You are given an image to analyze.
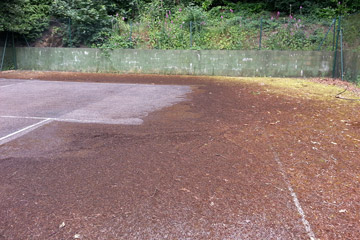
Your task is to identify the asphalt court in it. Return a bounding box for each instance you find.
[0,117,40,138]
[0,78,27,87]
[0,77,314,239]
[0,78,191,145]
[1,74,359,239]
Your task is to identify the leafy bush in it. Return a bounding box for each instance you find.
[51,0,112,46]
[342,13,360,51]
[312,7,337,19]
[264,27,313,51]
[183,4,207,30]
[96,34,133,49]
[0,0,51,41]
[234,2,267,15]
[3,0,356,51]
[94,3,345,52]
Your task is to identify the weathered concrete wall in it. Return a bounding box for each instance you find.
[4,47,358,80]
[342,51,360,82]
[15,47,335,78]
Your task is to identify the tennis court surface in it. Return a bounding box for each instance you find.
[0,72,359,239]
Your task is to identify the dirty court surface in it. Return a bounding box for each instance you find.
[0,71,359,240]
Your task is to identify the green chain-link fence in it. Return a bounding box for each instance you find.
[338,12,360,83]
[99,16,338,51]
[0,32,17,71]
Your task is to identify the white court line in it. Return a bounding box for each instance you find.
[0,118,52,145]
[266,138,316,240]
[0,80,25,89]
[1,115,49,120]
[1,115,108,122]
[0,115,143,125]
[0,83,20,88]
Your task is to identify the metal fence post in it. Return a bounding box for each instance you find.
[157,23,161,49]
[332,18,337,51]
[259,17,263,50]
[332,16,341,78]
[0,32,9,71]
[340,28,344,80]
[129,21,133,48]
[12,32,17,69]
[161,21,165,49]
[318,18,336,51]
[190,21,193,48]
[68,18,72,47]
[23,34,30,47]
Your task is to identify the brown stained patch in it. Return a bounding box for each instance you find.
[161,101,202,121]
[0,71,360,239]
[350,121,360,129]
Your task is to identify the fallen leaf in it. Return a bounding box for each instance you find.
[74,234,81,239]
[59,222,65,229]
[180,188,191,193]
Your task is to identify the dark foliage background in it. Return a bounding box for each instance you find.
[0,0,359,46]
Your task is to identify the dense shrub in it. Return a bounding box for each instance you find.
[51,0,113,46]
[0,0,51,41]
[1,0,358,49]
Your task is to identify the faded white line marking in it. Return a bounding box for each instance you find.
[1,115,49,120]
[267,137,316,240]
[0,83,20,88]
[0,115,143,125]
[0,79,25,88]
[0,118,52,145]
[53,117,143,125]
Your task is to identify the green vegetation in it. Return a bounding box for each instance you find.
[0,0,359,50]
[0,0,51,41]
[99,5,357,51]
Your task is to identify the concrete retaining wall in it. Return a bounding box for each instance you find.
[2,47,360,80]
[341,51,360,82]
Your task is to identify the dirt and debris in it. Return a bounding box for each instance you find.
[309,77,360,97]
[0,71,359,239]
